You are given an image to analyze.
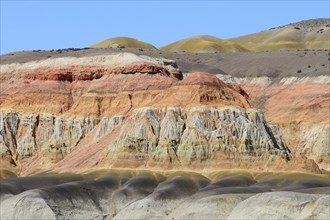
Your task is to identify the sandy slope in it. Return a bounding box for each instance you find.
[230,18,330,51]
[160,35,249,53]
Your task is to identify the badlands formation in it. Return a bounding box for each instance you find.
[1,170,329,219]
[0,52,291,174]
[1,49,329,220]
[0,18,329,220]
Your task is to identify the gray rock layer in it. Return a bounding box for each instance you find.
[111,107,290,164]
[0,111,98,161]
[1,106,290,167]
[227,192,330,220]
[1,171,329,220]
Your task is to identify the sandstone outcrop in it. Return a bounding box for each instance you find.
[1,19,329,220]
[190,50,329,172]
[0,111,98,162]
[0,52,294,174]
[231,76,330,171]
[109,107,290,166]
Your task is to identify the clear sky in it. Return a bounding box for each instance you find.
[1,0,329,54]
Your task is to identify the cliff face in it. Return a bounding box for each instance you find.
[170,50,329,172]
[0,52,295,175]
[0,111,98,162]
[109,107,289,165]
[231,76,330,171]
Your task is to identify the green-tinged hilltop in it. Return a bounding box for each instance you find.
[88,19,329,52]
[229,18,330,51]
[160,35,249,53]
[89,36,157,49]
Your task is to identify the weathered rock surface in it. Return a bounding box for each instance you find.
[232,77,330,171]
[109,107,290,166]
[1,170,329,219]
[227,192,330,220]
[0,52,297,175]
[0,22,329,219]
[0,111,100,172]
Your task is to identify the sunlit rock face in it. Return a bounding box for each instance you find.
[0,52,293,175]
[110,107,289,166]
[0,111,98,161]
[230,77,330,171]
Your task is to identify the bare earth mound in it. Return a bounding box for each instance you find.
[160,35,249,53]
[230,18,330,51]
[1,170,329,219]
[89,36,157,50]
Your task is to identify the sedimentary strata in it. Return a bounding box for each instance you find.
[0,53,292,175]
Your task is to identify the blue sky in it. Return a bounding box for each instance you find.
[1,1,329,54]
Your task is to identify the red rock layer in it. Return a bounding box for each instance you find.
[0,61,253,175]
[239,81,330,171]
[0,63,181,81]
[240,83,330,124]
[0,66,249,116]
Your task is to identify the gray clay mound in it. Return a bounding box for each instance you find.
[1,170,329,219]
